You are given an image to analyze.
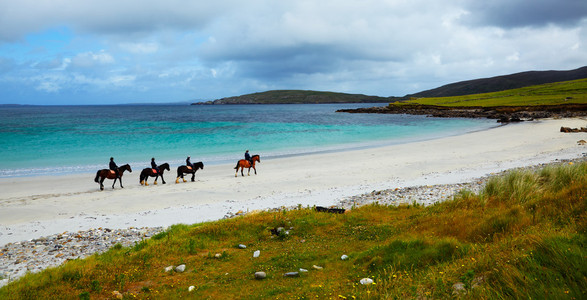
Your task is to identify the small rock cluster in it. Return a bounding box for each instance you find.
[338,181,485,209]
[0,227,164,288]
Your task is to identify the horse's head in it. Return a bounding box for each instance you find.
[161,163,170,171]
[197,161,204,169]
[252,155,260,163]
[122,164,132,173]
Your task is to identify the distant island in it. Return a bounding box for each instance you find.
[193,66,587,105]
[192,90,396,105]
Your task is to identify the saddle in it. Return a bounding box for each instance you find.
[109,170,116,175]
[152,169,158,174]
[186,166,192,170]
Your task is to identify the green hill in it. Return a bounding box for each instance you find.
[406,66,587,98]
[193,90,395,105]
[399,78,587,107]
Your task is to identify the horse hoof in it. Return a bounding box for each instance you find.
[145,183,149,186]
[175,179,179,184]
[154,182,157,185]
[140,181,144,185]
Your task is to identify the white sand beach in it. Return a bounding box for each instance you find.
[0,118,585,247]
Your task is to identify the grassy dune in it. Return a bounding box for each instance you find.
[1,162,586,299]
[397,78,587,107]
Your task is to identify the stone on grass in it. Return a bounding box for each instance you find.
[175,264,186,273]
[360,278,374,285]
[238,244,247,249]
[164,266,173,272]
[452,282,466,296]
[254,271,266,279]
[312,265,323,270]
[188,286,195,292]
[341,255,349,260]
[253,250,260,258]
[299,268,308,272]
[284,272,299,277]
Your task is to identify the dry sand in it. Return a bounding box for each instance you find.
[1,118,585,246]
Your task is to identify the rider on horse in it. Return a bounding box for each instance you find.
[109,157,119,178]
[245,150,253,166]
[151,158,160,174]
[186,156,193,169]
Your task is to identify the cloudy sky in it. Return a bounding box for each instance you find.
[0,0,586,105]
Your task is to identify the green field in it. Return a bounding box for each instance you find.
[1,162,585,299]
[397,78,587,107]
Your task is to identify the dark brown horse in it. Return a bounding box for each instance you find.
[94,164,132,190]
[176,161,204,183]
[140,163,170,186]
[234,154,260,177]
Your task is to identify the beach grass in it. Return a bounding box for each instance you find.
[0,162,585,299]
[396,78,587,107]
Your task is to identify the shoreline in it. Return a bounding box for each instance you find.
[1,117,586,285]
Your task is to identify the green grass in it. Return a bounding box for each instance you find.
[397,78,587,107]
[1,162,585,299]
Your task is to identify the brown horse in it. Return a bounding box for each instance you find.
[94,164,132,190]
[234,154,260,177]
[140,163,170,186]
[176,161,204,183]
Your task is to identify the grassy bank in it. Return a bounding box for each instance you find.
[397,78,587,107]
[1,162,585,299]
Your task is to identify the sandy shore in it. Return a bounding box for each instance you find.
[1,118,585,247]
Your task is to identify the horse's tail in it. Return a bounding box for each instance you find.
[94,170,100,183]
[139,170,145,183]
[234,161,240,170]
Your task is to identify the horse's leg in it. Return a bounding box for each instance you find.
[247,167,251,176]
[154,174,159,185]
[112,177,117,189]
[191,171,195,182]
[120,176,124,188]
[235,167,239,177]
[161,173,166,184]
[253,166,257,175]
[99,176,105,191]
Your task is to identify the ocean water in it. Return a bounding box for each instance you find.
[0,104,497,177]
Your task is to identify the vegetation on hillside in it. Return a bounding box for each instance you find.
[1,162,585,299]
[194,90,394,105]
[396,78,587,107]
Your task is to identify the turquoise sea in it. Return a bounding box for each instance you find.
[0,104,497,177]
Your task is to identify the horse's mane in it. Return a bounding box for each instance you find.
[195,161,204,167]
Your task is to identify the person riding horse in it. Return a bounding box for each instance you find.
[186,156,193,169]
[151,158,160,174]
[109,157,119,179]
[245,150,253,166]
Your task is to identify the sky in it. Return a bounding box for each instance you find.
[0,0,586,105]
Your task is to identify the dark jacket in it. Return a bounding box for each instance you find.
[245,152,251,161]
[109,161,118,170]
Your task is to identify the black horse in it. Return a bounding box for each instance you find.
[140,163,170,185]
[94,164,132,190]
[176,161,204,183]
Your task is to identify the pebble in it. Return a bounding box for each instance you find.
[175,264,186,273]
[253,250,260,258]
[0,227,164,288]
[360,278,374,285]
[312,265,323,270]
[254,271,266,279]
[164,266,174,272]
[188,285,195,292]
[299,268,308,272]
[238,244,247,249]
[284,272,299,277]
[341,255,349,260]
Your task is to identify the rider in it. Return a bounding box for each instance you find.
[186,156,193,169]
[245,150,253,166]
[109,157,119,178]
[151,157,160,173]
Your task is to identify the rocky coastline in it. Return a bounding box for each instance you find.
[336,103,587,123]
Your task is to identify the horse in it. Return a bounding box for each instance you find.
[140,163,170,186]
[94,164,132,191]
[176,161,204,183]
[234,154,260,177]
